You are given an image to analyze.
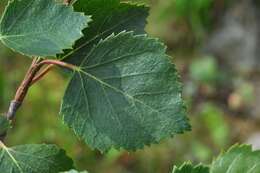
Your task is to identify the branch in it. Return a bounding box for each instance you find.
[6,58,43,120]
[31,64,54,85]
[31,59,78,84]
[1,0,77,142]
[0,58,44,141]
[1,58,77,141]
[7,59,77,118]
[39,59,79,70]
[6,59,77,121]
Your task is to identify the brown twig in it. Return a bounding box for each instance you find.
[6,59,77,120]
[6,58,43,120]
[1,0,76,142]
[0,58,43,141]
[31,64,54,85]
[31,60,78,85]
[39,59,79,70]
[1,58,78,141]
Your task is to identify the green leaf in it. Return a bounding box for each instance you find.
[172,163,209,173]
[211,145,260,173]
[0,115,10,135]
[172,144,260,173]
[60,31,190,152]
[0,143,73,173]
[62,0,149,65]
[0,0,90,57]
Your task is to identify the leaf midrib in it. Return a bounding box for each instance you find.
[0,144,23,173]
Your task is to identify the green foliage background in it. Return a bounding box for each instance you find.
[0,0,259,173]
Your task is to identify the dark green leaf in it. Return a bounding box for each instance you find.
[0,143,73,173]
[0,0,90,57]
[60,31,190,152]
[62,0,149,65]
[172,163,209,173]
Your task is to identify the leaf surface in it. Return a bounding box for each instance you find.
[172,145,260,173]
[172,163,209,173]
[62,0,148,65]
[211,145,260,173]
[0,0,90,57]
[60,32,190,152]
[0,143,73,173]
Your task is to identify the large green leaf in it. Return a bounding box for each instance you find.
[0,143,73,173]
[0,0,90,57]
[62,0,149,65]
[172,144,260,173]
[172,163,209,173]
[60,31,190,152]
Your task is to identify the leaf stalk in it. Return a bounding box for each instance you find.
[31,64,54,85]
[38,59,79,71]
[1,57,78,141]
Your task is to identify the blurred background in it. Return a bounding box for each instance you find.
[1,0,260,172]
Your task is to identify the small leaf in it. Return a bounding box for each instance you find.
[60,32,190,152]
[62,0,149,65]
[172,163,209,173]
[0,143,73,173]
[0,0,91,57]
[172,144,260,173]
[0,115,10,135]
[211,144,260,173]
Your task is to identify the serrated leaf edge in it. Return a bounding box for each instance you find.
[60,1,149,61]
[0,0,92,58]
[172,162,209,172]
[60,31,191,152]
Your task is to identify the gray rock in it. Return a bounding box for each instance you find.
[206,0,260,74]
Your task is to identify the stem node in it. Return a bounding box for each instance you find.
[6,100,22,120]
